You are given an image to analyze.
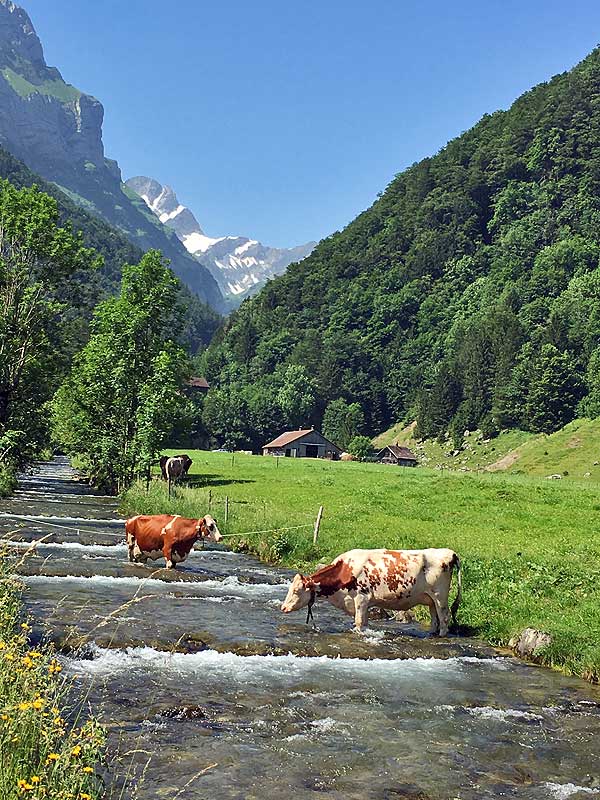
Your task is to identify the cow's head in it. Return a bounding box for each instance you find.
[197,515,222,542]
[281,574,314,613]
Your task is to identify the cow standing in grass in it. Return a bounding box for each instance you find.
[164,456,189,497]
[281,548,462,636]
[159,454,193,481]
[126,514,222,568]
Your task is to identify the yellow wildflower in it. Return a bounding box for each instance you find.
[29,650,42,659]
[46,753,60,763]
[30,777,41,784]
[1,714,9,721]
[18,702,32,712]
[0,640,5,649]
[32,698,44,710]
[80,794,92,800]
[5,653,14,661]
[53,716,64,726]
[71,745,82,756]
[22,656,33,668]
[82,766,94,774]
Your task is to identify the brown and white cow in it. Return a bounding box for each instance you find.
[281,548,462,636]
[125,514,222,569]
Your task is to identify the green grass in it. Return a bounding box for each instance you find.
[2,68,82,102]
[122,450,600,681]
[0,557,105,799]
[501,418,600,480]
[374,417,600,482]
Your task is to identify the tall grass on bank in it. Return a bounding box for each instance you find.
[0,556,105,800]
[122,451,600,681]
[0,464,17,498]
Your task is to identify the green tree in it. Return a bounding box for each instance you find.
[276,364,316,428]
[525,345,584,433]
[0,181,97,469]
[347,435,372,460]
[52,251,188,491]
[322,399,365,450]
[201,385,248,451]
[577,347,600,418]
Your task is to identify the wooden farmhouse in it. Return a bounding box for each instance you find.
[377,444,418,467]
[187,376,210,393]
[263,428,342,459]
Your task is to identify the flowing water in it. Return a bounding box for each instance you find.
[2,458,599,799]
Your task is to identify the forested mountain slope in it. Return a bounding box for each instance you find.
[0,145,221,352]
[0,0,223,309]
[203,48,600,446]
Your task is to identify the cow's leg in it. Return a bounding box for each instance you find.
[428,594,450,637]
[437,603,450,637]
[353,596,370,631]
[423,595,439,635]
[162,542,175,569]
[126,535,135,563]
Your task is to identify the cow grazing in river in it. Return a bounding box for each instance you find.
[125,514,222,569]
[281,548,462,636]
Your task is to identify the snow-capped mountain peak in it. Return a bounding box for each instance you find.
[126,176,315,306]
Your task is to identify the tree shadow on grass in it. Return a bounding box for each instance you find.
[185,475,255,488]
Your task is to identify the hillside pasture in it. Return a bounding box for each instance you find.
[375,417,600,481]
[121,450,600,681]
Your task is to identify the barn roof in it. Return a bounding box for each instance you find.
[263,429,342,451]
[263,429,316,448]
[187,376,210,389]
[379,444,417,460]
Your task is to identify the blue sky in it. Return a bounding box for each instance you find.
[24,1,600,247]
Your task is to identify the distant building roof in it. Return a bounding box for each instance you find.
[187,376,210,389]
[378,444,417,461]
[263,429,315,449]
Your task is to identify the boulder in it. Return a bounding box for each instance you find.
[392,610,417,623]
[509,628,552,660]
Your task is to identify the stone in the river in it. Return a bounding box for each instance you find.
[383,785,431,799]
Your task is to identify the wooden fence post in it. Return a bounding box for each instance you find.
[225,495,229,529]
[208,489,212,511]
[313,505,324,545]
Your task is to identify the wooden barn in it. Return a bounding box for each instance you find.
[263,428,342,459]
[377,444,418,467]
[187,376,210,393]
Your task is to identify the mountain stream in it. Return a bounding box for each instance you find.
[1,458,598,799]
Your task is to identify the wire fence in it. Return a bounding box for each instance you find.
[0,513,321,543]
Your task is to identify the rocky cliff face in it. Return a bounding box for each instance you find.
[0,0,223,309]
[126,175,316,306]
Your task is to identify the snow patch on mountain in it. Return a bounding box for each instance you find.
[126,176,315,306]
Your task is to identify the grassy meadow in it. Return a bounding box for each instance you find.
[0,559,105,800]
[375,417,600,481]
[121,450,600,682]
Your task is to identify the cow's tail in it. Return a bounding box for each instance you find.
[450,552,462,626]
